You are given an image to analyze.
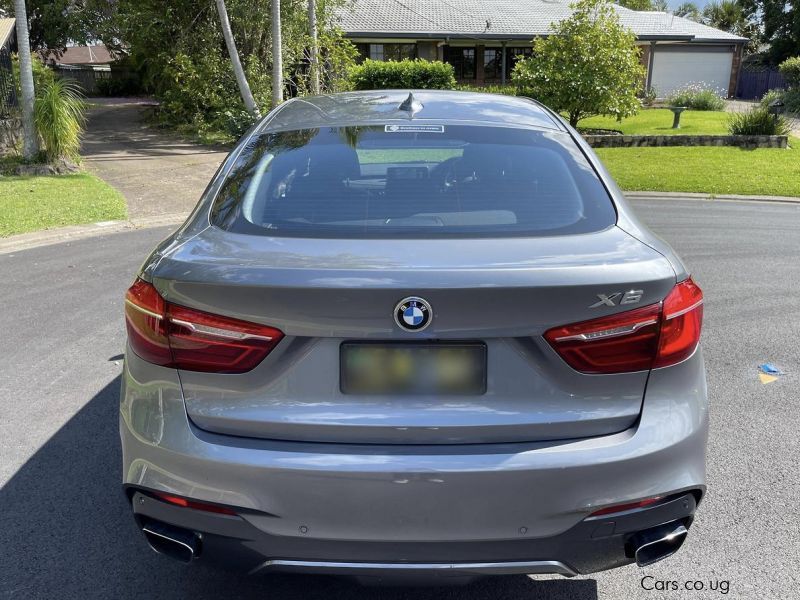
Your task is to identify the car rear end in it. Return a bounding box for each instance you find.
[120,91,707,580]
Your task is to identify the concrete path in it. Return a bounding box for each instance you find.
[81,98,229,219]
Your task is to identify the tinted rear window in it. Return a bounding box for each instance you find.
[211,125,615,238]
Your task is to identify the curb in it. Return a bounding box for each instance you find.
[625,191,800,204]
[0,213,186,256]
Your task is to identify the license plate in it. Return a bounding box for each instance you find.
[340,342,487,395]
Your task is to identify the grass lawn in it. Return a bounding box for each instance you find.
[0,174,127,237]
[580,109,730,135]
[596,137,800,197]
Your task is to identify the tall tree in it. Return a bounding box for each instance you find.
[675,2,702,21]
[651,0,669,11]
[271,0,283,106]
[308,0,320,95]
[13,0,39,158]
[215,0,260,118]
[739,0,799,62]
[512,0,645,127]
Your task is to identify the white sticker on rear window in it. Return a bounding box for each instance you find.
[385,124,445,133]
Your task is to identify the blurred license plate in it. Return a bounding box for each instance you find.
[341,342,486,395]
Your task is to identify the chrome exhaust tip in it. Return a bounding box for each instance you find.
[631,521,688,567]
[142,522,200,563]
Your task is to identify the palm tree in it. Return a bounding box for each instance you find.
[651,0,669,11]
[13,0,39,159]
[675,2,701,21]
[702,0,759,51]
[702,0,746,32]
[308,0,320,95]
[271,0,283,106]
[215,0,260,118]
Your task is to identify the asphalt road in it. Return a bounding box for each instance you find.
[1,198,799,600]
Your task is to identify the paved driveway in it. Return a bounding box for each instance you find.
[1,198,799,599]
[81,99,229,219]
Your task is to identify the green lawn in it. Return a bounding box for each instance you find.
[580,109,730,135]
[0,174,127,237]
[596,137,800,197]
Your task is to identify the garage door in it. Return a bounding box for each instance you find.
[650,47,733,96]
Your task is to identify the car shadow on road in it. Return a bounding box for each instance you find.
[0,376,598,600]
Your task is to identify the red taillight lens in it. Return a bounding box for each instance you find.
[544,278,703,374]
[124,279,283,373]
[654,278,704,369]
[124,279,170,365]
[544,304,662,374]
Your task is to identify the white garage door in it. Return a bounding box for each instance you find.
[650,48,733,96]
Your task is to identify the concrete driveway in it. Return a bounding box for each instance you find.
[1,197,798,599]
[81,99,228,219]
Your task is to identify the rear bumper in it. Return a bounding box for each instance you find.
[130,488,698,576]
[120,347,708,576]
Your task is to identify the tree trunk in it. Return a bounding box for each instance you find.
[271,0,283,106]
[13,0,39,159]
[215,0,261,118]
[569,112,580,128]
[307,0,320,95]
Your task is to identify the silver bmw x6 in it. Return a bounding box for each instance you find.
[121,90,707,581]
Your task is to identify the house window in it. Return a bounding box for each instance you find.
[483,48,503,80]
[506,47,533,78]
[369,44,416,61]
[447,47,476,80]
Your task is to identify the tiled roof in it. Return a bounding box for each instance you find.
[41,44,115,66]
[335,0,746,42]
[0,18,15,48]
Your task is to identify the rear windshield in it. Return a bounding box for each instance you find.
[211,125,616,238]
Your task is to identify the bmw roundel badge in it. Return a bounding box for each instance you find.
[394,297,433,332]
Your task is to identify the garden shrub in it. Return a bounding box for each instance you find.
[778,57,800,87]
[727,106,790,136]
[759,88,800,114]
[783,88,800,113]
[348,59,456,90]
[454,84,519,96]
[33,78,87,161]
[666,83,726,111]
[759,88,785,108]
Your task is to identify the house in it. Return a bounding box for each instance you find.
[41,44,116,94]
[336,0,747,97]
[1,18,16,116]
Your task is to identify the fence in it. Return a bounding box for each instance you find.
[736,67,786,100]
[0,46,18,117]
[54,65,111,95]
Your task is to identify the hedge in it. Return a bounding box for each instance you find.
[348,59,457,90]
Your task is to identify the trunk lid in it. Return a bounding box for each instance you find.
[154,225,676,444]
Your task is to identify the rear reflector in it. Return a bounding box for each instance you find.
[125,279,283,373]
[153,492,237,516]
[545,278,703,374]
[589,496,663,517]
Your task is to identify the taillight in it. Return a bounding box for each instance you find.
[124,279,283,373]
[545,278,703,374]
[654,277,703,369]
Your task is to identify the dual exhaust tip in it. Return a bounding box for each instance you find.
[630,521,689,567]
[142,522,200,564]
[140,519,689,570]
